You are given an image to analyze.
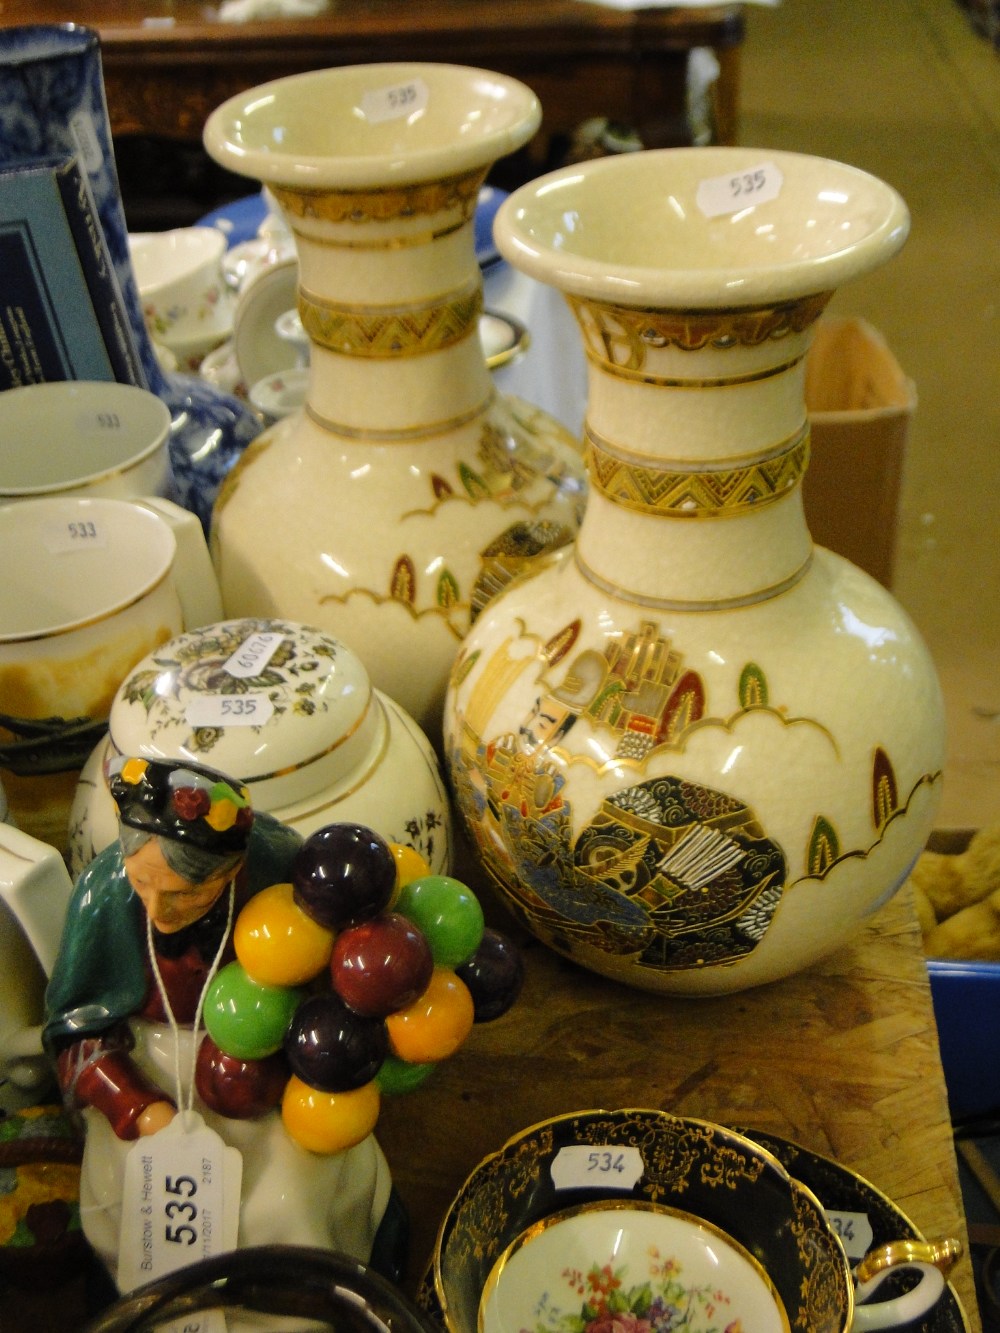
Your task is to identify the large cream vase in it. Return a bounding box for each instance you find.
[444,147,945,995]
[202,64,586,739]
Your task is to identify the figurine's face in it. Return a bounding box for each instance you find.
[124,838,236,934]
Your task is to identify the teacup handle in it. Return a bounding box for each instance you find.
[135,496,223,630]
[851,1238,962,1330]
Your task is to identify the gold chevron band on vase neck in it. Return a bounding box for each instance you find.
[269,167,487,247]
[299,277,484,358]
[586,421,811,518]
[566,291,833,378]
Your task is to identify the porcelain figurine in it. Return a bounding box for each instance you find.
[44,757,392,1282]
[202,63,587,737]
[66,618,453,877]
[0,25,261,529]
[444,147,945,995]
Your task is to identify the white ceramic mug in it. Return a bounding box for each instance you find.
[0,823,74,1112]
[0,379,172,503]
[0,494,222,845]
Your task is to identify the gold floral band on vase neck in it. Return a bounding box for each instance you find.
[269,167,486,240]
[566,291,833,376]
[585,422,811,519]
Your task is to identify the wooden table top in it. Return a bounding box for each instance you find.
[377,874,982,1330]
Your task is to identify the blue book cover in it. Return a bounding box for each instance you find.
[53,155,146,388]
[0,157,124,388]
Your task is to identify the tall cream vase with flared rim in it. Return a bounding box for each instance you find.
[443,146,946,996]
[202,64,587,741]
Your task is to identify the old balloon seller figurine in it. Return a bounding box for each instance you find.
[43,757,393,1286]
[43,754,522,1292]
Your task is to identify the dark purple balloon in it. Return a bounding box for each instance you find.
[284,992,388,1092]
[292,823,397,929]
[456,928,525,1021]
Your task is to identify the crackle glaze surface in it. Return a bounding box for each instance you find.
[444,149,944,994]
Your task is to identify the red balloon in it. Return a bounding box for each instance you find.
[195,1035,290,1118]
[330,912,434,1017]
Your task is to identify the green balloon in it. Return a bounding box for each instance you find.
[395,875,485,968]
[203,961,304,1060]
[376,1054,436,1095]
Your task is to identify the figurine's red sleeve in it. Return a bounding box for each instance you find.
[56,1026,175,1141]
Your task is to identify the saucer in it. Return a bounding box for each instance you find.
[249,367,309,423]
[479,311,529,371]
[233,256,299,390]
[740,1129,971,1333]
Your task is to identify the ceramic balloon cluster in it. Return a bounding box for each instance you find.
[194,823,523,1154]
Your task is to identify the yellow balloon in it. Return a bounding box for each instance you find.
[281,1076,381,1154]
[389,842,432,902]
[234,882,335,987]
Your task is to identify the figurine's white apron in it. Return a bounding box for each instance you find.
[77,1017,393,1312]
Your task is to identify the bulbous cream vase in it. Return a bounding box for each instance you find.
[202,64,586,738]
[444,147,945,995]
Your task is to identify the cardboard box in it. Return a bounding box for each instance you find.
[802,316,916,589]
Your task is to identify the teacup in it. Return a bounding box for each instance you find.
[431,1109,961,1333]
[0,823,74,1112]
[0,494,222,847]
[0,380,172,503]
[482,1202,787,1333]
[129,225,229,345]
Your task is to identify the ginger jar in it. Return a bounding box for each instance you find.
[202,64,586,739]
[444,147,945,995]
[68,618,451,877]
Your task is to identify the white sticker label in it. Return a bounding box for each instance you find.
[70,111,104,173]
[76,410,123,434]
[223,631,285,679]
[117,1113,241,1297]
[185,693,274,728]
[43,518,107,553]
[550,1144,644,1191]
[824,1209,874,1263]
[696,162,783,218]
[361,78,429,125]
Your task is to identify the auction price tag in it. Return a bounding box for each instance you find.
[118,1112,242,1318]
[43,518,107,554]
[824,1209,874,1263]
[696,161,783,218]
[550,1145,644,1192]
[361,78,429,125]
[185,693,274,728]
[223,630,285,679]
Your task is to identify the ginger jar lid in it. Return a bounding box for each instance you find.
[107,618,378,812]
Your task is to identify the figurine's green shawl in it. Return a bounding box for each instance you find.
[43,813,303,1053]
[43,843,146,1051]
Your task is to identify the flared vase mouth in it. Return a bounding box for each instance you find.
[494,146,910,308]
[203,62,541,190]
[0,24,99,66]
